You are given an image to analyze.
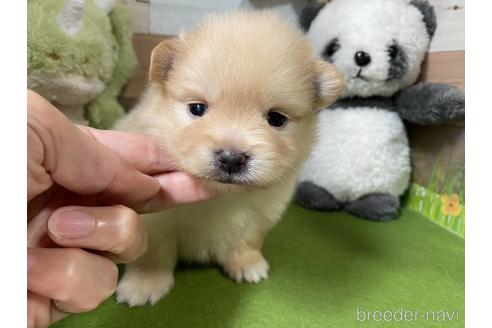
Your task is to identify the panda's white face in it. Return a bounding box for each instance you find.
[307,0,431,98]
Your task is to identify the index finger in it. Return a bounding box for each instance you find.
[79,127,177,175]
[27,90,159,205]
[137,172,217,213]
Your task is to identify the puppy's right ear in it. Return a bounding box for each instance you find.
[313,60,345,109]
[149,38,181,83]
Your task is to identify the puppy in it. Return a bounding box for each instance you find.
[115,10,344,306]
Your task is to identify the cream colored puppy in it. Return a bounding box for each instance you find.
[115,10,344,306]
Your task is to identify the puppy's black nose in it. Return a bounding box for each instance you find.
[354,51,371,67]
[216,150,248,174]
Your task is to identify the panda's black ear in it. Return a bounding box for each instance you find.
[410,0,437,39]
[300,2,327,32]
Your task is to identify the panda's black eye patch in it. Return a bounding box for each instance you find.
[321,38,340,62]
[387,41,408,81]
[388,45,399,59]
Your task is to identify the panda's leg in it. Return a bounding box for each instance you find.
[344,193,400,221]
[294,181,343,211]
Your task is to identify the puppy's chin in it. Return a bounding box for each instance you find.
[193,171,273,193]
[210,175,253,186]
[197,178,255,194]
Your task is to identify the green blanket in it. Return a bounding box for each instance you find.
[53,205,464,328]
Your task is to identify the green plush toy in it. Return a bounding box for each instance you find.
[27,0,137,129]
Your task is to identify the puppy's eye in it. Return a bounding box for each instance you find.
[188,103,208,117]
[267,111,288,128]
[388,45,399,59]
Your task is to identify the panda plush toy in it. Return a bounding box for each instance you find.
[295,0,465,221]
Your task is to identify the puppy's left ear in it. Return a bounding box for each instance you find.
[149,38,182,83]
[313,60,345,109]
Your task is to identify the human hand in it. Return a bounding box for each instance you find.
[27,90,214,328]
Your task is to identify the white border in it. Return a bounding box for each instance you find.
[0,0,26,327]
[466,1,492,327]
[3,1,482,327]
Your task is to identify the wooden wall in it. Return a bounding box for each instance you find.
[411,49,464,189]
[119,0,464,51]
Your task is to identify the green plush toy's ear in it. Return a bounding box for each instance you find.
[56,0,85,36]
[85,3,137,129]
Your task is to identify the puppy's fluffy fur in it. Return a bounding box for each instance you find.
[115,10,343,306]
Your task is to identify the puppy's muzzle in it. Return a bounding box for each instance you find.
[215,150,249,174]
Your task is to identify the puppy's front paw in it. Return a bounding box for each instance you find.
[223,250,269,283]
[116,268,174,307]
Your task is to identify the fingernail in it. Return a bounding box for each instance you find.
[48,209,95,239]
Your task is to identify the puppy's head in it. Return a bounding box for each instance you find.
[145,11,343,189]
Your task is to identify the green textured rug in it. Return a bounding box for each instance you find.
[52,205,464,328]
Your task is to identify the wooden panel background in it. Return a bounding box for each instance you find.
[119,0,150,34]
[119,0,465,52]
[120,34,169,107]
[121,38,465,108]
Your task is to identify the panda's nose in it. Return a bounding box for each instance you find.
[354,51,371,67]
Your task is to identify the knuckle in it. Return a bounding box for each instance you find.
[105,262,119,296]
[53,249,87,302]
[60,255,118,312]
[70,298,102,313]
[137,232,148,258]
[119,231,147,263]
[111,206,142,254]
[92,261,118,307]
[77,302,99,313]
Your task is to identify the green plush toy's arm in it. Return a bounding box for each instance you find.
[85,3,137,129]
[394,83,465,125]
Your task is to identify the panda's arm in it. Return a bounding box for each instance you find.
[394,83,464,124]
